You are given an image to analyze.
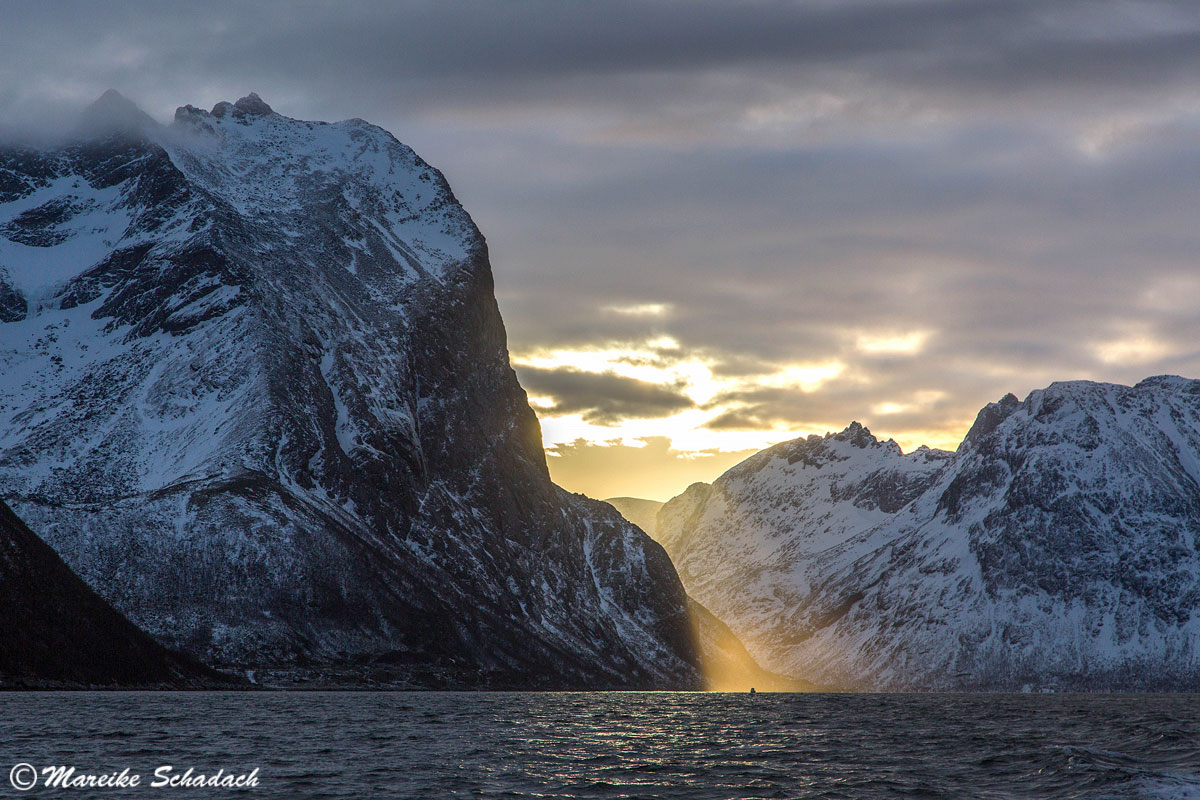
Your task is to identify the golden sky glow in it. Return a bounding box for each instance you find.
[854,330,929,355]
[512,332,975,501]
[1092,327,1178,365]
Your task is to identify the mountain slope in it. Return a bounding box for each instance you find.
[0,496,220,687]
[604,496,812,689]
[688,599,821,692]
[661,378,1200,690]
[0,92,701,688]
[657,423,952,681]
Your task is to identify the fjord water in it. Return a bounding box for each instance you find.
[1,692,1197,799]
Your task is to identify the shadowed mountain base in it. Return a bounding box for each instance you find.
[0,498,229,688]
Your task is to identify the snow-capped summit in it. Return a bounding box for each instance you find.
[0,93,701,688]
[659,377,1200,690]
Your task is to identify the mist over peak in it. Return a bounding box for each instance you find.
[76,88,158,139]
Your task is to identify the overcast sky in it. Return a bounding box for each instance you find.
[4,0,1200,500]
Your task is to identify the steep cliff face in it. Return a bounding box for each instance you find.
[0,92,700,688]
[660,378,1200,690]
[0,497,218,687]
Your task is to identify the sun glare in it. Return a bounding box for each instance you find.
[603,302,671,316]
[1093,332,1175,365]
[760,362,845,392]
[512,339,721,405]
[873,402,909,415]
[513,340,852,453]
[855,330,929,355]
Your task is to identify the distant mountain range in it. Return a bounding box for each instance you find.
[0,91,701,689]
[604,497,664,540]
[653,377,1200,691]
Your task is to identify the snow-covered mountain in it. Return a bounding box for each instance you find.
[658,377,1200,690]
[0,91,700,688]
[0,495,218,687]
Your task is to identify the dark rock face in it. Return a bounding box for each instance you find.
[0,92,701,689]
[0,498,218,687]
[660,381,1200,690]
[0,276,24,322]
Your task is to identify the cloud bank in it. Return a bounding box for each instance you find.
[4,0,1200,498]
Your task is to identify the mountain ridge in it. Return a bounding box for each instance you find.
[603,497,664,541]
[659,375,1200,690]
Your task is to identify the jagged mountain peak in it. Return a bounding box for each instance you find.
[771,421,916,471]
[1,91,476,316]
[972,376,1200,454]
[77,89,158,139]
[233,92,273,116]
[657,415,954,657]
[960,391,1020,451]
[827,420,907,455]
[180,93,274,122]
[832,420,875,447]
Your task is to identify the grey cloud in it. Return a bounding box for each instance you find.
[514,366,694,424]
[5,0,1200,473]
[5,1,1200,118]
[705,410,771,431]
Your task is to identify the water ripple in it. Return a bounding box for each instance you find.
[0,692,1197,798]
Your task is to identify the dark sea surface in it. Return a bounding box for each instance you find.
[0,692,1197,799]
